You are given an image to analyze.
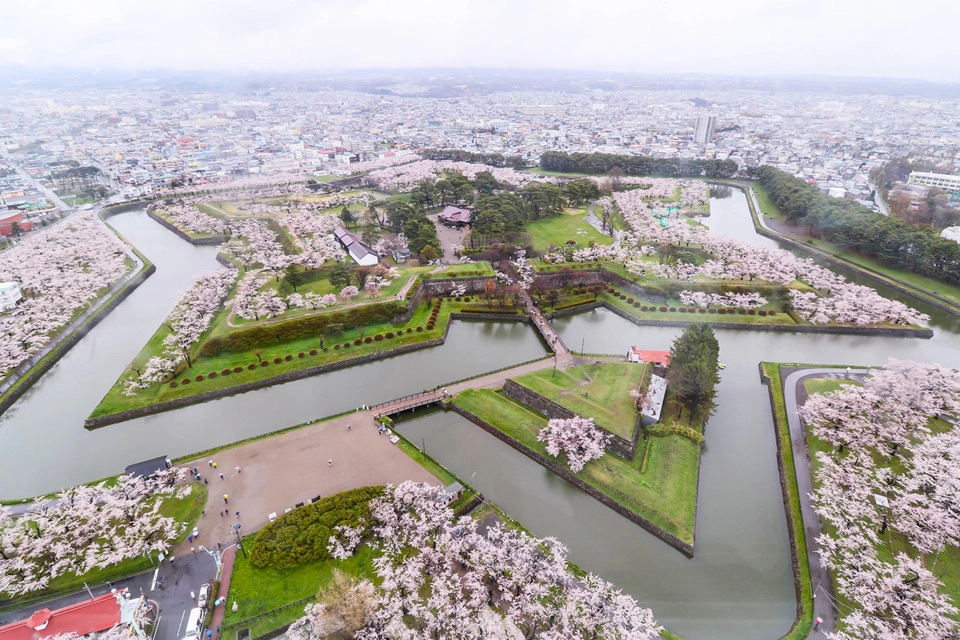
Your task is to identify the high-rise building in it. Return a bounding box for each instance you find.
[694,115,717,145]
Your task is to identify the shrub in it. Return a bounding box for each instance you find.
[627,297,634,304]
[182,379,190,385]
[699,308,706,313]
[298,352,305,358]
[641,305,648,311]
[274,357,283,364]
[748,309,756,315]
[607,287,616,294]
[718,308,727,314]
[354,338,362,345]
[708,308,717,314]
[208,371,218,379]
[759,310,767,316]
[455,297,462,302]
[769,310,777,315]
[385,332,394,339]
[334,344,340,350]
[343,342,350,348]
[463,297,471,302]
[375,334,383,341]
[416,326,423,332]
[365,336,373,343]
[669,307,676,312]
[738,308,747,315]
[406,327,413,333]
[234,366,243,373]
[427,323,435,330]
[261,361,269,367]
[309,349,318,355]
[248,363,258,370]
[285,354,293,361]
[659,306,668,312]
[170,381,178,388]
[633,302,640,308]
[727,308,736,314]
[195,374,205,382]
[678,307,686,313]
[222,368,232,375]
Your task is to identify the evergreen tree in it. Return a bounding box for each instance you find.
[667,323,720,424]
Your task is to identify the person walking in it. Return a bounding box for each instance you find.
[219,473,224,480]
[328,459,333,466]
[814,617,823,631]
[236,466,241,474]
[223,494,229,504]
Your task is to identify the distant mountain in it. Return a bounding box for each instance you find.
[1,66,959,98]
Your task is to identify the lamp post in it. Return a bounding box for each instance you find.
[233,524,246,559]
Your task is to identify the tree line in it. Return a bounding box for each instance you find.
[757,166,960,285]
[420,148,530,169]
[540,151,739,179]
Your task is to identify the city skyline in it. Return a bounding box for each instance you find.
[2,0,960,84]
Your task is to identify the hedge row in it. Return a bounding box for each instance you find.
[199,301,405,355]
[249,486,384,569]
[646,423,705,444]
[458,307,522,314]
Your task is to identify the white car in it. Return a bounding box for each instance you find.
[197,582,211,610]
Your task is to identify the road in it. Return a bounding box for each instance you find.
[0,549,219,640]
[781,366,869,638]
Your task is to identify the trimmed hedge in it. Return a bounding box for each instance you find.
[646,422,705,444]
[198,300,405,355]
[250,486,384,569]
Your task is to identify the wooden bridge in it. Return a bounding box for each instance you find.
[369,389,448,418]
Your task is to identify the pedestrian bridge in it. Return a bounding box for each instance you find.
[369,389,447,418]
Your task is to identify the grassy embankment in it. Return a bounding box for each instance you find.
[151,205,227,241]
[511,362,647,440]
[453,386,700,545]
[752,183,960,311]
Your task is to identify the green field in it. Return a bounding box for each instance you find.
[453,388,699,544]
[525,207,614,251]
[512,362,647,440]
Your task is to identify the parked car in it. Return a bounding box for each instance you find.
[197,582,211,610]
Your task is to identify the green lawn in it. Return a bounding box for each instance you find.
[91,300,455,419]
[525,208,614,252]
[511,362,647,440]
[802,377,860,396]
[759,363,813,640]
[223,543,376,638]
[593,289,797,326]
[453,388,699,544]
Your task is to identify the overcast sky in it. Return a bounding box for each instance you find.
[2,0,958,83]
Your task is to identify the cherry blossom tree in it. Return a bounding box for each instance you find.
[0,468,188,597]
[339,286,359,302]
[310,481,661,640]
[537,416,611,473]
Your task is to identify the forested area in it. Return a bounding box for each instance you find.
[757,166,960,285]
[540,151,739,179]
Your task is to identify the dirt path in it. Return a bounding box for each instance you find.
[177,411,440,553]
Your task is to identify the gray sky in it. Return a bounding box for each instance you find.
[2,0,958,83]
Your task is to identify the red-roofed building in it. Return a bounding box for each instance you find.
[0,211,35,237]
[627,347,670,367]
[0,590,135,640]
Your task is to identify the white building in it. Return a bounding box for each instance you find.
[907,171,960,194]
[693,115,717,145]
[0,281,22,312]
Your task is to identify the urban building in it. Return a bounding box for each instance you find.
[693,115,717,145]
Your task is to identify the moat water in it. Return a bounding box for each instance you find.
[4,194,960,639]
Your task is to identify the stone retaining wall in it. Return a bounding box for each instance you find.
[549,299,933,338]
[398,277,492,323]
[446,403,695,557]
[501,379,636,460]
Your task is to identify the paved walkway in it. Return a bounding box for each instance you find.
[781,366,869,638]
[208,545,236,640]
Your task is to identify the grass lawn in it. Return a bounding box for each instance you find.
[760,363,813,640]
[591,289,797,327]
[453,388,699,544]
[223,543,376,638]
[802,377,860,396]
[91,299,454,419]
[525,208,614,252]
[511,362,647,440]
